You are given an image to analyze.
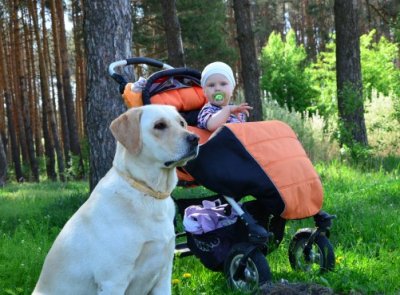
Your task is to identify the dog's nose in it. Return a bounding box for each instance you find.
[186,133,199,147]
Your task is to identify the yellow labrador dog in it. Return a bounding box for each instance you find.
[33,105,199,295]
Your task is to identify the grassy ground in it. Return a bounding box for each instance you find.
[0,162,399,294]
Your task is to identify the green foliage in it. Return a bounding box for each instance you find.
[262,98,338,163]
[360,30,400,101]
[260,30,318,114]
[132,0,237,69]
[177,0,237,69]
[307,40,337,119]
[133,0,168,62]
[308,31,400,122]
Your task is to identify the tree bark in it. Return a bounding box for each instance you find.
[232,0,263,121]
[83,0,132,190]
[10,0,30,170]
[72,0,86,140]
[55,0,84,178]
[28,0,63,180]
[50,0,71,168]
[160,0,185,67]
[334,0,368,147]
[20,7,39,181]
[1,11,23,181]
[0,135,6,186]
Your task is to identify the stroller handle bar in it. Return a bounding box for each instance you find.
[108,57,173,86]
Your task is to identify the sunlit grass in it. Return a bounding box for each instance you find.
[0,162,399,294]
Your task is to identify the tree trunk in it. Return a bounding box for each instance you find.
[0,135,6,186]
[24,11,43,159]
[0,14,23,181]
[28,0,61,180]
[160,0,185,67]
[50,0,71,168]
[55,0,84,178]
[72,0,86,140]
[304,0,316,61]
[83,0,132,190]
[11,0,30,170]
[232,0,263,121]
[20,8,39,182]
[0,20,7,156]
[334,0,368,147]
[41,0,66,181]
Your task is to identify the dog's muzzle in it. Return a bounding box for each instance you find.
[164,133,200,167]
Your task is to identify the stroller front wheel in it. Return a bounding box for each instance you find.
[288,228,335,273]
[224,243,272,293]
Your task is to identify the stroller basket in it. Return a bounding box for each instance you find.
[186,221,246,271]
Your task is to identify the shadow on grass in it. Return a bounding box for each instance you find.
[0,192,88,236]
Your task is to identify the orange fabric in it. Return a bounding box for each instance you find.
[177,168,195,182]
[122,83,144,108]
[226,121,323,219]
[188,126,211,145]
[150,86,207,111]
[177,126,211,183]
[123,84,207,111]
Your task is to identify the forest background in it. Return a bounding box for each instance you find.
[0,0,399,187]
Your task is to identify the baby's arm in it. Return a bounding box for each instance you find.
[206,103,252,132]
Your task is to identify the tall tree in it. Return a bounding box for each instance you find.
[0,135,6,186]
[0,15,8,185]
[160,0,185,67]
[10,0,30,170]
[177,0,237,70]
[71,0,86,140]
[55,0,84,177]
[20,6,39,181]
[0,11,23,181]
[334,0,368,147]
[50,0,71,168]
[28,0,61,181]
[84,0,132,190]
[232,0,263,121]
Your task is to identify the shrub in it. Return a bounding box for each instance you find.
[262,98,338,163]
[260,30,318,114]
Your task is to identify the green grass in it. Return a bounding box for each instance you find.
[0,162,399,294]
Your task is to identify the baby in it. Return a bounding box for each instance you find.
[197,62,252,132]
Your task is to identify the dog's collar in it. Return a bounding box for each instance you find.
[114,167,171,200]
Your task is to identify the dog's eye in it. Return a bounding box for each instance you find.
[154,122,167,130]
[180,120,185,127]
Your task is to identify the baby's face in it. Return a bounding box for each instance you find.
[203,74,233,106]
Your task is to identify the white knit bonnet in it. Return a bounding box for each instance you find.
[200,62,236,88]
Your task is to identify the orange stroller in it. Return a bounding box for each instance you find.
[109,57,336,293]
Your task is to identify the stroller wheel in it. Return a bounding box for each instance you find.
[289,229,335,273]
[224,243,272,293]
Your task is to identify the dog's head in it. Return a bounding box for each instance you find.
[110,105,199,168]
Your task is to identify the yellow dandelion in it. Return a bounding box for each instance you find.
[336,256,344,264]
[182,273,192,279]
[172,279,180,285]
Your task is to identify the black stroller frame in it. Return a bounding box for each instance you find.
[109,57,336,293]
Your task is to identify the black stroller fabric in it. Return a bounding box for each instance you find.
[185,121,323,220]
[185,125,285,217]
[186,221,246,271]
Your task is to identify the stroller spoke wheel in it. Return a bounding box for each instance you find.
[289,229,335,273]
[224,243,272,293]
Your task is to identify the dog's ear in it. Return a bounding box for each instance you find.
[110,108,143,155]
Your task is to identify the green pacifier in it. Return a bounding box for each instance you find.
[213,92,225,102]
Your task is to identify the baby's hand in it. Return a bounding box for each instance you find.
[229,103,253,117]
